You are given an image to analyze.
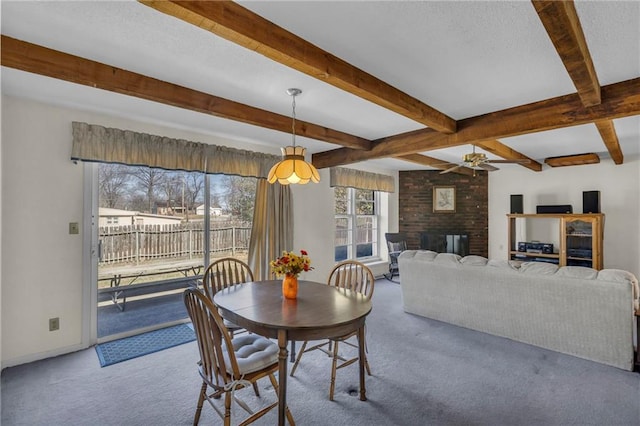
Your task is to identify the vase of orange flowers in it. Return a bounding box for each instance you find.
[270,250,313,299]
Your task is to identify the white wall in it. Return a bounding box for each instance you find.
[488,160,640,276]
[0,96,398,368]
[292,167,398,282]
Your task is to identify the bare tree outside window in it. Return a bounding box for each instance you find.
[219,175,256,223]
[99,163,131,209]
[131,167,166,213]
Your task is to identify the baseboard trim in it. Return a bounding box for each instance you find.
[1,342,88,371]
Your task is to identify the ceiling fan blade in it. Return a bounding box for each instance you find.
[478,163,499,171]
[440,164,463,174]
[486,159,531,164]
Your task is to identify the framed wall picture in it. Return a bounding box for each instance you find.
[433,186,456,213]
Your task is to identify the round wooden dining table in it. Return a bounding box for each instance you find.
[213,279,372,426]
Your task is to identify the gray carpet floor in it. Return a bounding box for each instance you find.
[2,280,639,425]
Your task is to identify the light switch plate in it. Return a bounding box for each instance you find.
[49,317,60,331]
[69,222,79,234]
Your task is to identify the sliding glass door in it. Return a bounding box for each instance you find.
[93,163,256,342]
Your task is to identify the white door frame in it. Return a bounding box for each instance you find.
[82,163,99,346]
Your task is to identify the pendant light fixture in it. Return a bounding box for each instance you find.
[267,88,320,185]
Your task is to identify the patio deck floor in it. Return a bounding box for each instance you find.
[98,289,189,339]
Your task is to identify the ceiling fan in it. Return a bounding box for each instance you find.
[440,145,530,174]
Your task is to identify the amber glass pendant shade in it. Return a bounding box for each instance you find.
[267,146,320,185]
[282,274,299,299]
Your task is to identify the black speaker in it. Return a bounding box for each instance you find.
[510,194,523,214]
[583,191,600,213]
[536,205,573,214]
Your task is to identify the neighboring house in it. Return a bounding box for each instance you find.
[154,201,186,216]
[99,207,182,227]
[196,204,223,216]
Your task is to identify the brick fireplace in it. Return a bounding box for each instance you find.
[398,170,488,257]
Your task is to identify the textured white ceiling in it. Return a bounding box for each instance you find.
[2,0,639,172]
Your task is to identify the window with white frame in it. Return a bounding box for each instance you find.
[334,187,379,261]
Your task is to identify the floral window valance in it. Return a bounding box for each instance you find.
[329,167,395,193]
[71,122,279,178]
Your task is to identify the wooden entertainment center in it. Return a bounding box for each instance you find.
[507,213,604,270]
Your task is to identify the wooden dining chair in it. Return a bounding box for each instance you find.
[183,288,295,425]
[203,257,254,298]
[289,260,375,401]
[202,257,254,337]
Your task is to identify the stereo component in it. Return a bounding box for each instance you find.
[536,205,573,214]
[567,248,593,258]
[518,241,554,254]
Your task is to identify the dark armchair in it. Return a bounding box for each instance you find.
[384,232,408,282]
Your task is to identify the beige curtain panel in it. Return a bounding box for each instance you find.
[71,122,279,178]
[248,179,293,280]
[329,167,395,193]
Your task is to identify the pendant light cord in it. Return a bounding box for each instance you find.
[291,94,297,147]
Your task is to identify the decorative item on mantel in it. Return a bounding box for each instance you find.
[267,88,320,185]
[270,250,314,299]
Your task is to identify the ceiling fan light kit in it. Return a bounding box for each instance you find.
[267,88,320,185]
[440,145,528,174]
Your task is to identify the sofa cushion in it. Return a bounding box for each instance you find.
[487,259,522,270]
[417,250,438,261]
[433,253,462,266]
[461,255,488,266]
[598,269,640,306]
[519,261,559,275]
[556,266,598,280]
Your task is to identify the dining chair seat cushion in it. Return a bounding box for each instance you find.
[225,334,279,375]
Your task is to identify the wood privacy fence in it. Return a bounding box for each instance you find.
[99,222,251,265]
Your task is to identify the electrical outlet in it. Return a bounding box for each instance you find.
[69,222,79,235]
[49,317,60,331]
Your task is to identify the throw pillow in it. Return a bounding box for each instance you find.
[389,241,407,253]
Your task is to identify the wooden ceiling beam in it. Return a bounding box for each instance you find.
[394,154,475,176]
[475,140,542,172]
[312,78,640,168]
[532,0,601,106]
[139,0,457,134]
[533,1,624,164]
[544,153,600,167]
[0,35,371,151]
[594,120,624,164]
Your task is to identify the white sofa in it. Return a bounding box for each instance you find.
[399,250,639,370]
